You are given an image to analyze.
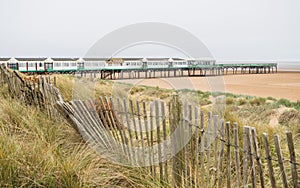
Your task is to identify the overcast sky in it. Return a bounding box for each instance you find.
[0,0,299,61]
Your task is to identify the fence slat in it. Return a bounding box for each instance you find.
[129,99,141,165]
[274,135,288,188]
[233,122,241,188]
[129,99,139,140]
[213,115,219,186]
[142,101,152,173]
[226,122,231,188]
[105,97,121,142]
[217,120,225,188]
[112,98,128,160]
[200,110,205,187]
[243,126,249,188]
[149,102,156,177]
[251,128,265,188]
[161,101,168,183]
[155,100,163,182]
[262,133,276,188]
[124,99,136,165]
[286,131,299,188]
[206,111,212,187]
[194,106,199,187]
[245,126,256,188]
[170,95,184,187]
[183,102,190,187]
[136,101,146,167]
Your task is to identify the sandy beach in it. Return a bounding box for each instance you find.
[121,71,300,101]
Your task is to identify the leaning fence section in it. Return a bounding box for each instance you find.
[56,95,299,188]
[0,65,63,118]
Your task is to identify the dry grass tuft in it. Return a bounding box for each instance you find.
[0,85,165,187]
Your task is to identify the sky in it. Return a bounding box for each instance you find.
[0,0,299,61]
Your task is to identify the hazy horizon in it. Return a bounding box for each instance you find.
[0,0,299,63]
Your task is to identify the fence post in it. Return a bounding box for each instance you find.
[183,102,190,187]
[150,102,156,177]
[200,110,205,187]
[233,122,241,188]
[217,120,225,188]
[251,128,265,188]
[53,76,56,86]
[0,66,3,87]
[243,126,249,188]
[206,111,213,187]
[194,106,199,187]
[274,135,288,188]
[170,94,184,187]
[262,133,276,188]
[155,100,163,182]
[136,101,146,167]
[161,101,168,183]
[286,131,299,188]
[116,98,131,162]
[245,126,256,188]
[188,104,193,187]
[213,115,219,186]
[123,99,136,166]
[143,101,152,173]
[226,122,231,188]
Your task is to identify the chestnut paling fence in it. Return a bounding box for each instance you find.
[0,65,63,118]
[1,65,299,188]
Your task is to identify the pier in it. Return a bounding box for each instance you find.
[76,63,278,80]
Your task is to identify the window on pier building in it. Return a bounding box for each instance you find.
[77,62,84,69]
[62,62,69,67]
[28,62,35,67]
[54,63,61,67]
[7,63,18,70]
[19,63,26,67]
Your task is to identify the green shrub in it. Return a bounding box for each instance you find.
[225,93,237,98]
[292,100,300,111]
[277,98,292,107]
[245,96,253,100]
[202,92,210,99]
[267,96,277,101]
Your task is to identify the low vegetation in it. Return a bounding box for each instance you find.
[1,73,299,187]
[0,86,163,187]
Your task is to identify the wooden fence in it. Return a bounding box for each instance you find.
[0,65,63,118]
[1,65,299,187]
[56,95,300,188]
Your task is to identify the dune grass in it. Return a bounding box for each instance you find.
[1,73,299,187]
[0,85,165,187]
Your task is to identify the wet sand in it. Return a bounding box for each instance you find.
[120,71,300,101]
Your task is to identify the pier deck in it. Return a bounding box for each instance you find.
[73,63,278,79]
